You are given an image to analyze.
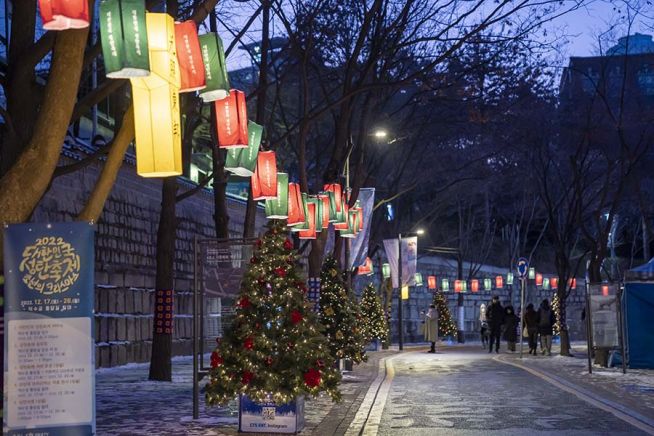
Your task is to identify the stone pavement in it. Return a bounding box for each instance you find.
[95,350,396,435]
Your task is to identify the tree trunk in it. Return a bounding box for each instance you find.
[557,286,572,356]
[212,145,230,238]
[149,177,178,381]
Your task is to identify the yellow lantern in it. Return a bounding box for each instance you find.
[401,285,409,300]
[130,13,182,177]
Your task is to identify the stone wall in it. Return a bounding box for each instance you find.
[32,157,265,367]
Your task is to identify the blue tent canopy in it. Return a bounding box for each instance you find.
[624,260,654,369]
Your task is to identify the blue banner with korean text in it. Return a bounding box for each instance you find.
[3,222,95,436]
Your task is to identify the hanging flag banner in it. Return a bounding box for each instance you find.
[349,188,375,269]
[3,222,95,436]
[383,236,418,288]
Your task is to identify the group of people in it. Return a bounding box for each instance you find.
[480,296,556,355]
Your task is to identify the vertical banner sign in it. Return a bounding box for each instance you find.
[307,278,321,313]
[382,237,418,288]
[3,222,95,436]
[349,188,375,269]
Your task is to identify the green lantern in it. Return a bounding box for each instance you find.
[339,210,358,238]
[528,267,535,280]
[461,281,468,292]
[415,273,423,287]
[290,193,310,232]
[198,32,230,102]
[543,277,550,290]
[382,263,391,279]
[507,272,514,286]
[225,121,262,176]
[484,278,492,290]
[100,0,150,78]
[264,173,288,219]
[324,191,338,222]
[314,197,324,233]
[442,278,450,292]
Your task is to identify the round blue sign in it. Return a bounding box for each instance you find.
[517,257,529,278]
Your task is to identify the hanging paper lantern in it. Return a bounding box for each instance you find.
[334,203,350,231]
[290,193,310,232]
[471,279,479,293]
[551,277,558,289]
[357,257,374,276]
[314,197,324,233]
[401,285,409,300]
[286,183,306,227]
[442,278,450,292]
[355,206,364,232]
[318,195,330,229]
[298,201,317,240]
[483,278,491,290]
[39,0,89,31]
[528,267,536,280]
[543,278,550,290]
[601,284,609,296]
[175,20,205,92]
[507,272,514,286]
[339,209,358,238]
[214,89,248,148]
[323,184,343,215]
[462,281,468,292]
[323,191,338,222]
[130,13,182,177]
[225,121,263,176]
[415,273,423,287]
[495,275,504,289]
[535,273,543,287]
[428,276,437,290]
[198,32,230,102]
[568,278,577,289]
[100,0,149,78]
[382,263,391,279]
[264,173,289,219]
[454,280,463,293]
[251,151,277,200]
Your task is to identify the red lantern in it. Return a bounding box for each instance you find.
[175,20,206,92]
[298,202,317,240]
[601,285,609,296]
[535,273,543,287]
[428,276,437,290]
[568,278,577,289]
[454,280,463,293]
[356,207,364,232]
[39,0,89,30]
[357,257,373,275]
[215,89,248,148]
[251,151,277,200]
[551,277,558,289]
[287,183,305,226]
[495,275,504,289]
[471,279,479,293]
[319,194,330,229]
[323,183,343,213]
[334,204,349,230]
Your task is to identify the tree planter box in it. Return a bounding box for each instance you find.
[238,395,305,434]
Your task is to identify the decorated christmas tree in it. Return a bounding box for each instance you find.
[319,257,367,364]
[432,291,457,338]
[360,283,389,345]
[205,221,341,406]
[552,292,561,336]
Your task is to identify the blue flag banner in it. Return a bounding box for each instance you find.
[3,222,95,436]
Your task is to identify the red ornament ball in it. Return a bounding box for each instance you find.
[250,257,258,264]
[283,239,293,250]
[238,296,251,309]
[244,337,254,350]
[274,267,287,277]
[210,351,223,368]
[303,368,322,388]
[265,356,273,366]
[256,239,262,248]
[241,370,255,385]
[291,310,303,325]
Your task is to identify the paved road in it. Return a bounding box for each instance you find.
[376,347,647,436]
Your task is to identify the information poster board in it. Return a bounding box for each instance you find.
[589,284,619,348]
[3,222,95,436]
[239,395,305,434]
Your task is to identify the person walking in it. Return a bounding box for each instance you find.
[486,296,504,353]
[503,305,519,352]
[479,303,489,348]
[523,303,539,354]
[423,304,439,353]
[537,299,556,355]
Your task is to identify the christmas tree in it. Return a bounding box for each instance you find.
[552,292,561,336]
[432,291,457,337]
[319,257,367,364]
[360,283,389,345]
[205,221,341,406]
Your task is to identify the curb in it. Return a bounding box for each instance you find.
[494,355,654,435]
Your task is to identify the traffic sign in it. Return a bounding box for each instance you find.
[517,257,529,278]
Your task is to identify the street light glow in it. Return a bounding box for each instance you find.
[416,229,425,235]
[373,129,388,139]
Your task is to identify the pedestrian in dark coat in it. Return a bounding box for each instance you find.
[537,299,556,355]
[523,303,539,355]
[486,296,504,353]
[502,305,519,352]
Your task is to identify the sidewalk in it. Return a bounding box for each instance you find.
[96,350,398,435]
[496,343,654,428]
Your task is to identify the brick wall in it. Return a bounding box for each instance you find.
[32,158,265,367]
